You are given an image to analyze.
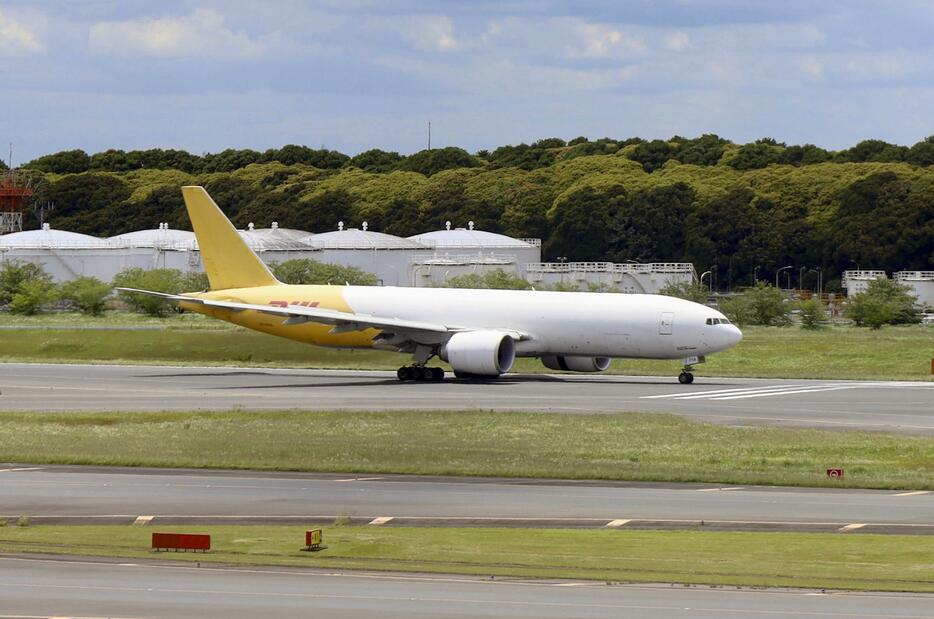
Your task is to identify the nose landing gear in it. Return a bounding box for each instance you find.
[678,355,704,384]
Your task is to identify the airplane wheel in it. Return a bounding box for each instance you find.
[678,372,694,384]
[431,367,445,382]
[416,366,433,381]
[397,366,413,381]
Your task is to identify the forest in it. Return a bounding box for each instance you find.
[16,135,934,291]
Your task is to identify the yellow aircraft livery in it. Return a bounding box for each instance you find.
[119,186,741,383]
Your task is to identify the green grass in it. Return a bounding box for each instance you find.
[2,410,933,489]
[0,525,931,592]
[0,310,233,329]
[0,315,932,380]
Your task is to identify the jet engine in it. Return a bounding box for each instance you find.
[440,331,515,376]
[540,355,611,373]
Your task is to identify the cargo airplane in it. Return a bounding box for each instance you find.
[119,186,742,383]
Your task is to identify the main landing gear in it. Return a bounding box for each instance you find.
[397,366,445,382]
[678,371,694,384]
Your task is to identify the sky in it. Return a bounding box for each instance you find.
[1,0,933,163]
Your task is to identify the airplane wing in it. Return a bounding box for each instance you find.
[115,287,528,341]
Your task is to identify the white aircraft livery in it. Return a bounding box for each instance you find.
[119,186,743,383]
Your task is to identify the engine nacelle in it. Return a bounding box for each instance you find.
[540,355,611,373]
[440,331,515,376]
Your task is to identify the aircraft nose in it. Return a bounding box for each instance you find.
[728,325,743,347]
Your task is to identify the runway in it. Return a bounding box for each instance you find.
[1,363,933,433]
[1,555,932,619]
[2,466,932,534]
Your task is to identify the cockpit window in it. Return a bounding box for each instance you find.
[720,318,731,325]
[706,317,731,325]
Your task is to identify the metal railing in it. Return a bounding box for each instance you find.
[525,262,696,275]
[411,253,517,265]
[894,271,934,281]
[842,270,887,288]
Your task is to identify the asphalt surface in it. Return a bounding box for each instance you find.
[2,555,932,619]
[2,363,934,433]
[2,466,932,534]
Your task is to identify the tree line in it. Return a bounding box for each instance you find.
[23,135,934,176]
[16,135,934,291]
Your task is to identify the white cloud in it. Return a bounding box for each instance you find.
[485,17,645,60]
[0,8,45,55]
[662,31,690,52]
[401,15,459,53]
[88,9,271,58]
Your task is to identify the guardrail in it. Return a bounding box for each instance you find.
[525,262,696,275]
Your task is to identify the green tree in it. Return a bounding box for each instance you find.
[829,172,934,273]
[795,298,827,329]
[720,282,790,326]
[181,271,210,292]
[727,143,783,170]
[445,269,532,290]
[25,149,92,174]
[58,277,112,315]
[112,268,186,316]
[0,261,53,306]
[685,187,756,284]
[291,189,356,232]
[487,143,556,171]
[674,134,727,166]
[269,259,377,285]
[627,139,675,172]
[397,147,480,176]
[907,136,934,166]
[546,183,627,260]
[9,279,56,315]
[31,173,133,235]
[834,139,908,163]
[200,149,262,173]
[263,145,350,169]
[658,280,710,304]
[349,149,404,173]
[608,183,694,262]
[780,144,831,166]
[846,278,920,328]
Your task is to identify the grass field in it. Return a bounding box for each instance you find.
[0,525,931,592]
[2,410,932,489]
[0,312,932,380]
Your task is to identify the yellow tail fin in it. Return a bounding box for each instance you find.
[182,186,280,290]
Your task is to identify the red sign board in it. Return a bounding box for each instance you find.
[826,468,844,479]
[152,532,211,552]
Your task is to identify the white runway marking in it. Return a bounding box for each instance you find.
[643,380,934,402]
[368,516,394,525]
[838,523,867,532]
[893,491,931,497]
[711,386,856,400]
[605,519,631,528]
[643,383,854,401]
[132,516,154,525]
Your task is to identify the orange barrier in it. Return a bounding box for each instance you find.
[152,532,211,552]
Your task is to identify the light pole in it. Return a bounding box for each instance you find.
[753,265,761,285]
[849,259,860,272]
[775,265,792,289]
[700,270,712,292]
[799,266,807,290]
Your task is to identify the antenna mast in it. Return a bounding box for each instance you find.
[427,121,431,151]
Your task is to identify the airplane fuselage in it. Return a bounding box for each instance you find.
[182,285,742,360]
